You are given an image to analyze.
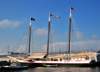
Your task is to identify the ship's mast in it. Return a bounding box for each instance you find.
[28,21,32,54]
[46,13,51,57]
[68,7,72,59]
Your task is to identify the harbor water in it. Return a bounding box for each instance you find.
[1,67,100,72]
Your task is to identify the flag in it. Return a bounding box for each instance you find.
[31,18,35,21]
[71,7,76,11]
[50,13,60,18]
[54,16,60,18]
[50,14,53,16]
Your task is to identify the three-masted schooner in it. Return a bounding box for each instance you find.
[8,7,96,67]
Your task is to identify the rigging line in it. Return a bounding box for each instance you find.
[21,35,28,53]
[31,26,34,53]
[49,31,53,53]
[11,26,29,52]
[15,32,28,53]
[71,20,76,53]
[73,15,88,50]
[78,32,86,51]
[79,34,86,51]
[71,20,90,52]
[50,23,56,52]
[74,28,86,51]
[18,31,28,53]
[24,31,29,53]
[51,22,62,54]
[71,15,84,51]
[49,23,54,53]
[34,34,42,52]
[71,16,82,51]
[15,29,29,53]
[75,26,86,52]
[72,29,76,53]
[14,38,23,52]
[25,38,28,53]
[81,37,90,52]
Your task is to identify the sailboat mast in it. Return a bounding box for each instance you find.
[68,7,72,59]
[46,13,51,57]
[28,21,31,54]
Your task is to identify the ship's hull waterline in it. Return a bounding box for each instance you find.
[19,60,95,67]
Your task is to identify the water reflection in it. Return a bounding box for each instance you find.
[1,67,100,72]
[28,67,100,72]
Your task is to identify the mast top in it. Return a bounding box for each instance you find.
[49,13,50,21]
[29,21,31,26]
[70,7,72,18]
[30,17,32,26]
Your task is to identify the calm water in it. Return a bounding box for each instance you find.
[1,67,100,72]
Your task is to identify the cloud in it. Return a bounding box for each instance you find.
[34,27,48,36]
[65,31,84,40]
[42,42,67,52]
[0,19,21,28]
[16,45,26,52]
[0,49,1,52]
[92,35,99,39]
[75,31,84,39]
[42,40,100,52]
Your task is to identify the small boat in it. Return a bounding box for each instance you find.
[1,62,28,70]
[1,66,28,70]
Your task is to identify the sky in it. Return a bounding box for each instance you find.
[0,0,100,53]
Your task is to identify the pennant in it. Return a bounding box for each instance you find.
[50,13,60,18]
[54,16,60,18]
[71,7,76,11]
[31,18,35,21]
[50,14,53,16]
